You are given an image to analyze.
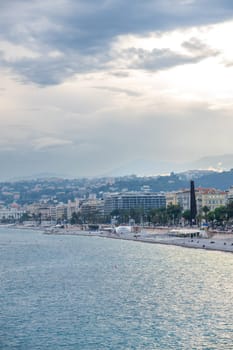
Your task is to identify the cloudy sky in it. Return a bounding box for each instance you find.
[1,0,233,179]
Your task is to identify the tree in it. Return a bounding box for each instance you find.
[129,207,144,224]
[201,206,210,221]
[166,204,182,225]
[70,212,83,225]
[19,212,31,223]
[182,210,191,223]
[149,207,167,225]
[207,211,215,226]
[110,209,131,224]
[1,215,7,223]
[226,201,233,219]
[213,206,227,224]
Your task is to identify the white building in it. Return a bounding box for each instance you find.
[176,188,227,213]
[0,208,25,221]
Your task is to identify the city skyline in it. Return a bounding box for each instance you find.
[1,1,233,179]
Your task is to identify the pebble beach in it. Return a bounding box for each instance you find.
[43,226,233,254]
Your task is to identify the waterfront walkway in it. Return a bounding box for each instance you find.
[42,226,233,254]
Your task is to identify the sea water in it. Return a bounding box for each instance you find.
[0,228,233,349]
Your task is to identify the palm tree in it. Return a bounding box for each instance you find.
[202,206,210,222]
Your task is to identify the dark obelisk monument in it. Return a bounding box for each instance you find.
[190,180,197,226]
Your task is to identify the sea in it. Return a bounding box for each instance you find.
[1,228,233,350]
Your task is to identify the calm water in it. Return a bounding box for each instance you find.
[1,228,233,349]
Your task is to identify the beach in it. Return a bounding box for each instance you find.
[42,226,233,254]
[5,224,233,253]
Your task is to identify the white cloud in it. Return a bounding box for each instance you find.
[33,137,73,150]
[0,41,40,61]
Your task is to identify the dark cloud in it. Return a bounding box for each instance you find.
[0,0,232,84]
[93,86,142,97]
[123,46,218,71]
[182,38,220,56]
[109,71,130,78]
[2,0,233,46]
[0,51,110,85]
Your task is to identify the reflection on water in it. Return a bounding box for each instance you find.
[0,228,233,349]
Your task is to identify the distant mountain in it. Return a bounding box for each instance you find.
[195,169,233,190]
[9,172,69,182]
[102,158,188,177]
[110,169,233,193]
[101,154,233,178]
[193,154,233,171]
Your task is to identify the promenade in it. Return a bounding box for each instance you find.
[43,226,233,254]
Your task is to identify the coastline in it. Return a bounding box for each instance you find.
[44,226,233,254]
[3,224,233,254]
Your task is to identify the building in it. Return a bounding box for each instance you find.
[198,188,226,211]
[176,188,227,213]
[55,204,67,221]
[27,201,79,222]
[104,192,166,215]
[227,186,233,203]
[165,191,178,207]
[67,199,80,220]
[0,208,25,221]
[80,199,104,218]
[176,190,190,211]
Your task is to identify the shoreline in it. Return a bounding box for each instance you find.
[3,224,233,254]
[44,227,233,254]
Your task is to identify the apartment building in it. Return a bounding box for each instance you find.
[80,199,104,217]
[165,191,178,207]
[0,208,25,221]
[104,192,166,215]
[176,188,227,213]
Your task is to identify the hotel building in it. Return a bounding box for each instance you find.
[104,192,166,215]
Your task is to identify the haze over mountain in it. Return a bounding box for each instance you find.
[193,154,233,172]
[1,151,233,182]
[102,154,233,177]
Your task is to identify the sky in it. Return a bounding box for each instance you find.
[1,0,233,179]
